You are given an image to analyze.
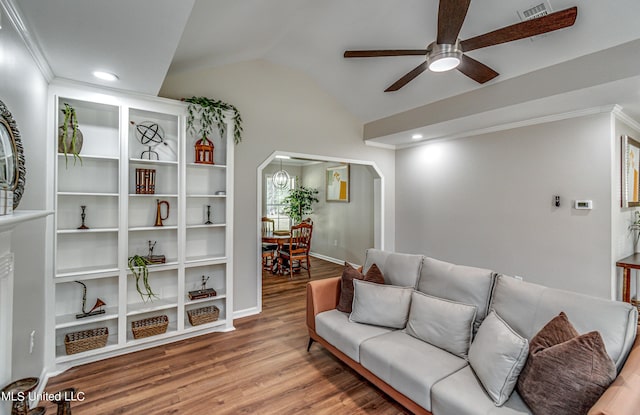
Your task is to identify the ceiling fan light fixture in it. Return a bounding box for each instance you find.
[427,42,462,72]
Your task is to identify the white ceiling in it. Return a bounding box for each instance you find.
[11,0,640,145]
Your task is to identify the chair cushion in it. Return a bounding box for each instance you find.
[349,279,412,329]
[336,262,385,313]
[417,257,495,331]
[468,311,529,406]
[363,248,423,288]
[490,275,638,372]
[405,291,477,359]
[360,330,468,411]
[315,309,393,362]
[431,366,532,415]
[517,312,616,415]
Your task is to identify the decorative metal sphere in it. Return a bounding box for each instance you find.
[273,169,290,189]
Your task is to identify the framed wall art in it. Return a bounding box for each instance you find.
[326,164,349,203]
[622,135,640,208]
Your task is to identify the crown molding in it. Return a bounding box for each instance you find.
[612,105,640,132]
[1,0,54,81]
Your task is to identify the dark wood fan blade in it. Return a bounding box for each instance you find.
[344,50,427,58]
[385,61,429,92]
[456,54,498,84]
[437,0,472,44]
[460,6,577,52]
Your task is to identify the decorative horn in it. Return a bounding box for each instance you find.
[89,298,106,314]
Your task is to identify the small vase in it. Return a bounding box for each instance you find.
[58,125,83,155]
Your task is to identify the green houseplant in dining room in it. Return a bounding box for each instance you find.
[58,103,83,167]
[184,96,243,145]
[128,255,157,302]
[283,185,319,224]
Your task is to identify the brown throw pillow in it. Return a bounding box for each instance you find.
[336,262,384,313]
[517,312,616,415]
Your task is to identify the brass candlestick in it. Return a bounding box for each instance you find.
[77,205,89,230]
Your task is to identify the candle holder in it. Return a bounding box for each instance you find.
[77,205,89,230]
[204,205,213,225]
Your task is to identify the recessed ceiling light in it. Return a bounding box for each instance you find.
[93,71,119,81]
[412,134,423,140]
[275,155,291,159]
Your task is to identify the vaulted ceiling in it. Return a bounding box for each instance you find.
[13,0,640,145]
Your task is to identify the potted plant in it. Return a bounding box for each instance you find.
[128,255,157,302]
[629,210,640,251]
[58,103,83,167]
[283,185,319,224]
[183,96,243,145]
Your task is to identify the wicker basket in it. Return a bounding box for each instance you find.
[64,327,108,355]
[131,315,168,339]
[187,305,220,326]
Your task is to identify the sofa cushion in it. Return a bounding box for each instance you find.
[363,248,423,288]
[349,279,413,329]
[336,262,385,313]
[417,257,495,331]
[517,312,616,415]
[406,291,477,359]
[468,311,529,406]
[490,275,638,371]
[431,366,532,415]
[315,309,393,362]
[360,330,468,412]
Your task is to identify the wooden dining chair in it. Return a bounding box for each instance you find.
[278,222,313,279]
[261,217,278,271]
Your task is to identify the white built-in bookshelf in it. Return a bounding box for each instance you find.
[48,84,234,368]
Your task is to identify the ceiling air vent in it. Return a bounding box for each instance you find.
[519,3,549,20]
[518,1,553,40]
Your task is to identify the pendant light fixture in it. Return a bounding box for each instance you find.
[273,156,290,189]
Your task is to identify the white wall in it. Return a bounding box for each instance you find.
[301,162,375,264]
[396,112,613,298]
[0,10,50,382]
[613,114,640,300]
[160,59,395,314]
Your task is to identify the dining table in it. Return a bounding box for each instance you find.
[262,231,291,274]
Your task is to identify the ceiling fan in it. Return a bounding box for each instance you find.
[344,0,577,92]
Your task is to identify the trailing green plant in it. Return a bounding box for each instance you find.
[184,96,243,145]
[128,255,157,302]
[59,103,82,167]
[283,185,319,224]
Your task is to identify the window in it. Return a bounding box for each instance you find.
[265,175,296,230]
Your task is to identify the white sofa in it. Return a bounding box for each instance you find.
[306,249,640,415]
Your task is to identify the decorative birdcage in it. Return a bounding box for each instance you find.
[195,137,214,164]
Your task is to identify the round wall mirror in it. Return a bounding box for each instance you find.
[0,99,26,209]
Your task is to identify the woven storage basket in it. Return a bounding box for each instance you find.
[64,327,108,355]
[131,315,168,339]
[187,305,220,326]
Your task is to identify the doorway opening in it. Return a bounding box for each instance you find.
[256,151,385,312]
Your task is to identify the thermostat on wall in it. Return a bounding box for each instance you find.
[574,200,593,210]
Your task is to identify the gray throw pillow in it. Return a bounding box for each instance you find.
[405,291,477,359]
[349,279,413,329]
[468,311,529,406]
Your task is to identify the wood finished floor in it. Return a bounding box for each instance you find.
[43,257,410,414]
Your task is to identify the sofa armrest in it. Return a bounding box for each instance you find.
[589,326,640,415]
[306,277,341,332]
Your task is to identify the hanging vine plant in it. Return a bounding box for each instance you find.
[128,255,157,302]
[183,96,243,145]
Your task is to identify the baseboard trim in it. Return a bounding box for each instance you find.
[309,252,344,265]
[233,307,260,320]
